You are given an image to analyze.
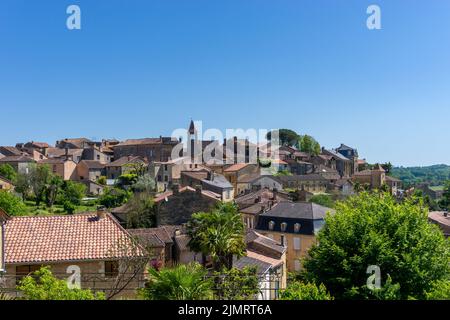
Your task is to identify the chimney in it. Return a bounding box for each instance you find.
[173,184,179,195]
[444,211,448,217]
[195,185,202,195]
[96,206,107,219]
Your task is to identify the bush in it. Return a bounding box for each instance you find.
[17,266,105,300]
[63,201,76,214]
[280,282,333,300]
[98,187,131,208]
[0,190,27,216]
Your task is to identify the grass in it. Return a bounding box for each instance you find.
[24,200,97,216]
[429,186,445,192]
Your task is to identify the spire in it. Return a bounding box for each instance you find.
[188,120,196,135]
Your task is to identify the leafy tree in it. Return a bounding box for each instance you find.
[213,267,260,300]
[298,135,321,156]
[391,164,450,187]
[44,175,63,208]
[280,282,333,300]
[0,190,27,216]
[17,266,105,300]
[274,169,292,177]
[126,192,156,228]
[63,200,76,214]
[58,181,86,206]
[117,173,138,189]
[140,263,213,300]
[410,189,440,211]
[131,174,156,193]
[381,162,393,174]
[98,187,131,208]
[439,181,450,210]
[97,176,107,185]
[187,202,246,271]
[28,164,53,205]
[14,173,32,200]
[309,194,335,208]
[266,129,300,147]
[302,192,450,300]
[0,164,16,182]
[424,279,450,300]
[125,162,148,177]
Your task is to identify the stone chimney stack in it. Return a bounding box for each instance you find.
[173,184,180,195]
[96,206,107,220]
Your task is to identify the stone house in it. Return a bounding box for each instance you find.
[81,147,111,164]
[112,137,179,162]
[255,201,334,272]
[46,148,84,163]
[278,174,329,194]
[76,160,105,183]
[0,146,23,157]
[352,164,401,195]
[55,138,92,149]
[37,158,77,181]
[105,156,147,180]
[20,141,51,156]
[1,210,147,299]
[223,163,260,196]
[0,155,36,174]
[249,175,283,191]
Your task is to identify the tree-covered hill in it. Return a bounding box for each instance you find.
[391,164,450,187]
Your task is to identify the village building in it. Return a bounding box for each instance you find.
[37,158,77,181]
[0,155,35,174]
[1,209,147,299]
[112,137,179,163]
[255,201,334,272]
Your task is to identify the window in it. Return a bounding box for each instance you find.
[268,221,275,231]
[164,164,168,171]
[97,154,100,160]
[16,265,41,284]
[280,222,287,232]
[164,175,168,182]
[293,237,301,251]
[294,260,301,271]
[105,261,119,278]
[158,175,162,182]
[294,223,301,233]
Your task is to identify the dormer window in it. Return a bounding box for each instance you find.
[281,222,287,232]
[268,221,275,231]
[294,223,301,233]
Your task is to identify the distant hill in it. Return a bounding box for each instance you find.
[391,164,450,187]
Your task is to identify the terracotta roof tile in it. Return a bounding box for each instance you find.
[4,213,144,264]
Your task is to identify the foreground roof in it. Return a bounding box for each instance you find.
[4,213,144,264]
[259,202,334,220]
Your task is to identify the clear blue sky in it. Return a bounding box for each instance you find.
[1,0,449,167]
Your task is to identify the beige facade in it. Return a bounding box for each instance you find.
[256,231,316,272]
[38,159,77,180]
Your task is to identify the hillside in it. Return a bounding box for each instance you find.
[391,164,450,187]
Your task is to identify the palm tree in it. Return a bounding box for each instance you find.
[140,263,212,300]
[186,202,246,271]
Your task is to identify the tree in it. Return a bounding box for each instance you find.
[14,173,31,200]
[44,175,63,208]
[0,164,16,182]
[58,181,86,206]
[0,190,27,216]
[213,267,260,300]
[17,266,105,300]
[125,192,156,228]
[439,181,450,210]
[309,194,335,208]
[302,192,450,300]
[117,173,138,189]
[381,162,393,174]
[98,187,131,208]
[280,282,333,300]
[125,162,148,177]
[28,164,53,205]
[187,202,246,271]
[424,279,450,300]
[97,176,107,186]
[266,129,300,147]
[131,174,156,193]
[140,263,213,300]
[298,135,321,155]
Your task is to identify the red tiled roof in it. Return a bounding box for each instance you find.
[224,163,250,172]
[4,213,144,264]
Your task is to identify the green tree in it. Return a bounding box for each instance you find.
[131,174,156,193]
[58,181,86,206]
[309,194,335,208]
[28,164,53,205]
[302,192,450,300]
[17,266,105,300]
[14,172,32,200]
[44,175,63,208]
[98,187,131,208]
[439,181,450,210]
[187,202,246,271]
[97,176,107,185]
[0,190,27,216]
[117,173,138,189]
[424,279,450,300]
[266,129,300,147]
[213,267,260,300]
[280,282,333,300]
[0,164,17,182]
[298,135,321,155]
[126,192,156,228]
[140,263,213,300]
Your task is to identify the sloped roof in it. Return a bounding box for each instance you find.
[260,202,334,220]
[79,160,105,170]
[0,155,35,163]
[224,163,251,172]
[107,156,146,167]
[4,213,145,264]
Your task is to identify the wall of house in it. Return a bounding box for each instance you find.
[256,231,316,272]
[3,260,145,299]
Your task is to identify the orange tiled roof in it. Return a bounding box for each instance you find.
[4,213,144,264]
[224,163,250,172]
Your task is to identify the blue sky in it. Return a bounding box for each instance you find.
[1,0,449,167]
